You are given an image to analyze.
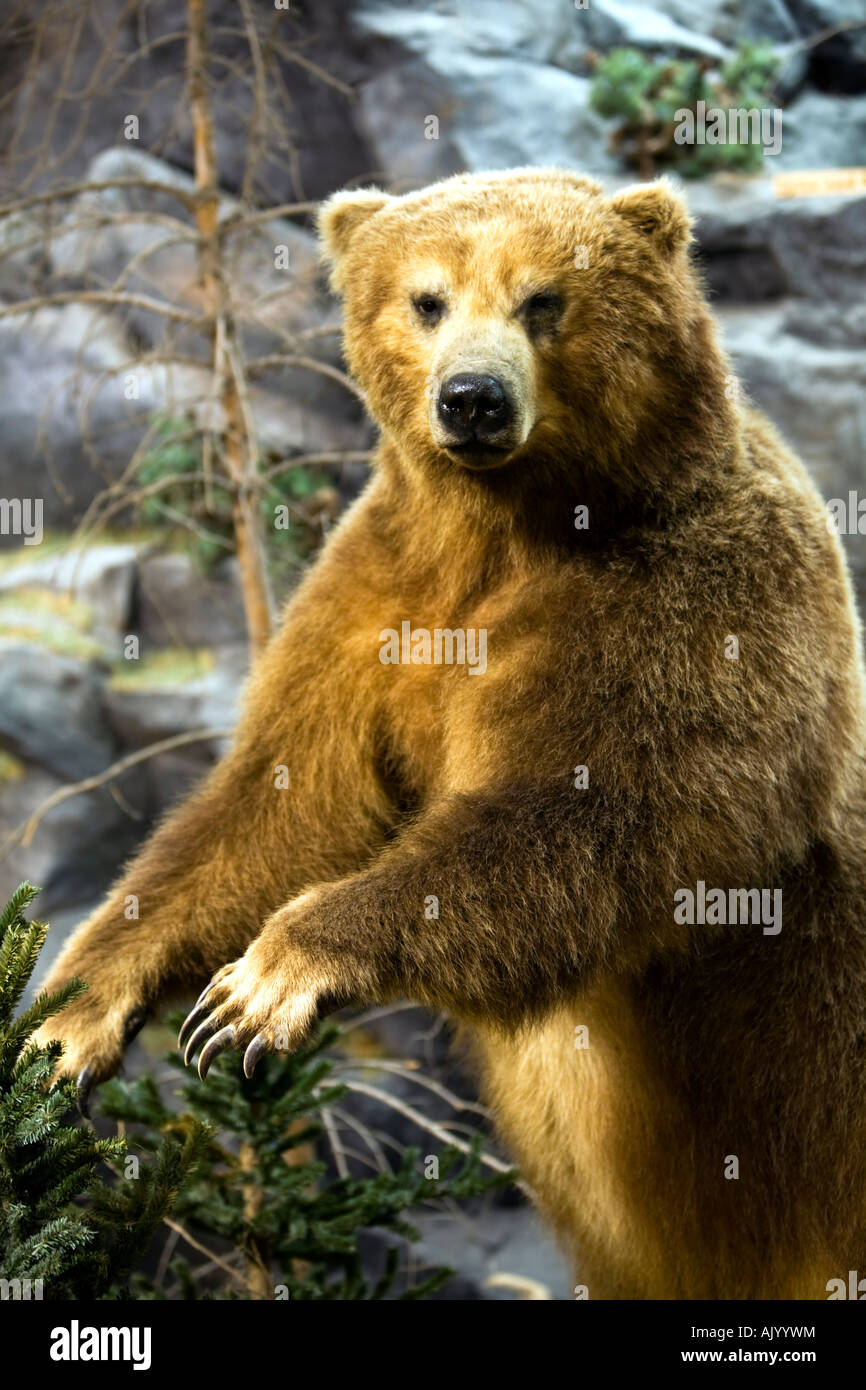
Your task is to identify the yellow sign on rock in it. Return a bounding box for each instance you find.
[774,168,866,198]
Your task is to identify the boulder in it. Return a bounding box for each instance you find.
[134,551,248,650]
[579,1,730,60]
[686,181,866,304]
[0,641,115,781]
[770,89,866,173]
[0,760,138,963]
[0,542,138,634]
[0,303,142,534]
[356,58,465,189]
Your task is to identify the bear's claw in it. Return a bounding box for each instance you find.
[76,1066,94,1117]
[182,1015,220,1067]
[177,934,330,1080]
[243,1033,268,1078]
[177,1003,211,1051]
[196,1025,236,1080]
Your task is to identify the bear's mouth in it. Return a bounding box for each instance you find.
[445,442,514,471]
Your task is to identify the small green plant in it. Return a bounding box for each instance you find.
[0,884,512,1300]
[101,1022,507,1300]
[137,414,338,587]
[589,41,781,178]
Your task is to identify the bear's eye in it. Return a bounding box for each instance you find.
[520,291,564,329]
[412,294,446,326]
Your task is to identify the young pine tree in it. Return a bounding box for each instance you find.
[0,882,208,1299]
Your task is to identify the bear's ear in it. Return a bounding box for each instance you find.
[610,179,692,255]
[318,188,393,266]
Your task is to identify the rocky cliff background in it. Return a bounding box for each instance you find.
[0,0,864,1298]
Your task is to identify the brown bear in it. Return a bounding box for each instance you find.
[34,168,866,1300]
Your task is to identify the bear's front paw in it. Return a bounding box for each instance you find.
[177,936,339,1081]
[31,997,148,1108]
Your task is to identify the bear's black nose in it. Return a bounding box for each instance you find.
[437,373,512,444]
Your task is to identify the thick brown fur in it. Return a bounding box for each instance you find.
[35,169,866,1299]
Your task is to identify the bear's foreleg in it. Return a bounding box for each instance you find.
[180,778,664,1073]
[31,591,398,1087]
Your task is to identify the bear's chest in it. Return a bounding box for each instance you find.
[371,584,579,794]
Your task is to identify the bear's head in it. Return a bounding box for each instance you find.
[319,169,735,512]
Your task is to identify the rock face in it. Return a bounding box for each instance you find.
[135,551,248,650]
[0,642,116,782]
[356,0,866,183]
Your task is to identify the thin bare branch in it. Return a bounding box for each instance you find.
[218,202,320,232]
[0,178,199,217]
[0,291,206,327]
[325,1103,392,1174]
[340,1079,528,1192]
[245,353,365,401]
[319,1105,351,1179]
[334,1059,493,1120]
[162,1217,253,1294]
[2,728,235,858]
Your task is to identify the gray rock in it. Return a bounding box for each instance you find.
[0,641,115,781]
[0,303,142,534]
[662,0,798,45]
[358,0,588,71]
[0,543,138,634]
[356,4,618,175]
[0,760,136,974]
[356,34,620,174]
[103,643,244,747]
[579,0,730,60]
[356,58,465,189]
[770,89,866,172]
[50,148,325,348]
[48,147,363,434]
[415,1201,573,1300]
[135,551,248,650]
[102,662,238,823]
[103,687,212,751]
[687,182,866,305]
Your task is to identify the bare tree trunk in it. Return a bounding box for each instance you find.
[238,1139,273,1299]
[187,0,273,653]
